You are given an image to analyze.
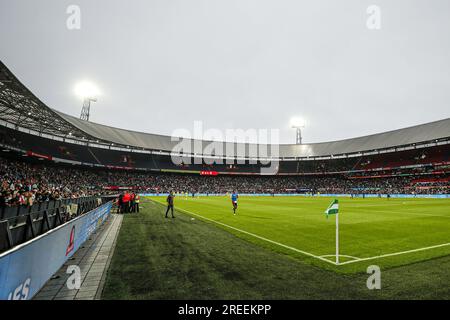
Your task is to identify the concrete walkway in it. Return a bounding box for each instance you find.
[33,213,123,300]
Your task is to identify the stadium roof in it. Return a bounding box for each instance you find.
[0,61,95,141]
[1,60,449,158]
[55,111,450,158]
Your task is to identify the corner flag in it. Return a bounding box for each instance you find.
[324,199,340,264]
[324,199,339,218]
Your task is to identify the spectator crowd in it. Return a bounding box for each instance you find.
[1,155,448,208]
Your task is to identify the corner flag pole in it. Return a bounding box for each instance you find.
[335,211,339,265]
[325,199,340,265]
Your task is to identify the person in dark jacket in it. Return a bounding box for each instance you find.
[165,191,175,218]
[130,192,136,213]
[118,192,124,213]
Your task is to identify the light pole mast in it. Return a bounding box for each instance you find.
[292,125,304,144]
[80,97,97,121]
[293,126,303,144]
[290,118,306,145]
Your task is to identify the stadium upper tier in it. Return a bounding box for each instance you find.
[1,60,449,159]
[56,110,450,158]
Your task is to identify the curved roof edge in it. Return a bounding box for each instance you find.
[56,110,450,158]
[1,59,449,158]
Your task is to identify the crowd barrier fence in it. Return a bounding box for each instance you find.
[0,201,112,300]
[140,193,450,199]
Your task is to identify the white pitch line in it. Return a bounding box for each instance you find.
[151,201,337,265]
[337,242,450,265]
[319,254,361,261]
[182,206,450,266]
[360,208,450,220]
[149,199,450,267]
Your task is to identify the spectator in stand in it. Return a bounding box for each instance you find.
[0,155,448,211]
[0,191,7,208]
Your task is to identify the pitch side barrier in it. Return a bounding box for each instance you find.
[0,201,113,300]
[318,193,450,199]
[140,193,450,199]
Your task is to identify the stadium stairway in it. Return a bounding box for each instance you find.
[33,214,123,300]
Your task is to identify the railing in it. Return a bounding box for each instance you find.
[0,200,113,300]
[0,196,111,253]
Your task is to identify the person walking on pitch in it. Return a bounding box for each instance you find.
[165,191,175,218]
[231,191,238,215]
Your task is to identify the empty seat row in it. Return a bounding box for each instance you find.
[0,196,105,253]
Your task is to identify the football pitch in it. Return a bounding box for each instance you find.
[150,196,450,273]
[102,195,450,299]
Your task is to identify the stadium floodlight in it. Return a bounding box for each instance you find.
[290,117,306,144]
[74,81,99,121]
[74,81,100,100]
[290,117,306,128]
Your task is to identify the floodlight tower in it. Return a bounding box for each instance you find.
[291,118,306,145]
[80,97,97,121]
[75,81,100,122]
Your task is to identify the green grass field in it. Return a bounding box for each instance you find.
[102,196,450,299]
[151,196,450,273]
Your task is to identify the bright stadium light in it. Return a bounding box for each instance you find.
[290,117,306,144]
[74,81,100,100]
[74,81,100,122]
[290,117,306,128]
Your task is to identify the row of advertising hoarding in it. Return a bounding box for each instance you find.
[0,201,112,300]
[141,193,450,198]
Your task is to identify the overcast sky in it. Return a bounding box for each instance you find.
[0,0,449,144]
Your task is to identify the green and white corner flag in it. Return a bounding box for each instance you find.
[324,199,340,264]
[324,199,339,218]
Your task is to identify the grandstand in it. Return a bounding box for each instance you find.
[1,60,449,178]
[1,59,450,301]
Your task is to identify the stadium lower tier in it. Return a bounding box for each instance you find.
[1,153,448,209]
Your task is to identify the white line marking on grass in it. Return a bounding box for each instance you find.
[151,200,337,265]
[338,242,450,265]
[148,199,450,267]
[320,254,361,261]
[364,209,450,220]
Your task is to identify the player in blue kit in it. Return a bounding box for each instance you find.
[231,191,238,215]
